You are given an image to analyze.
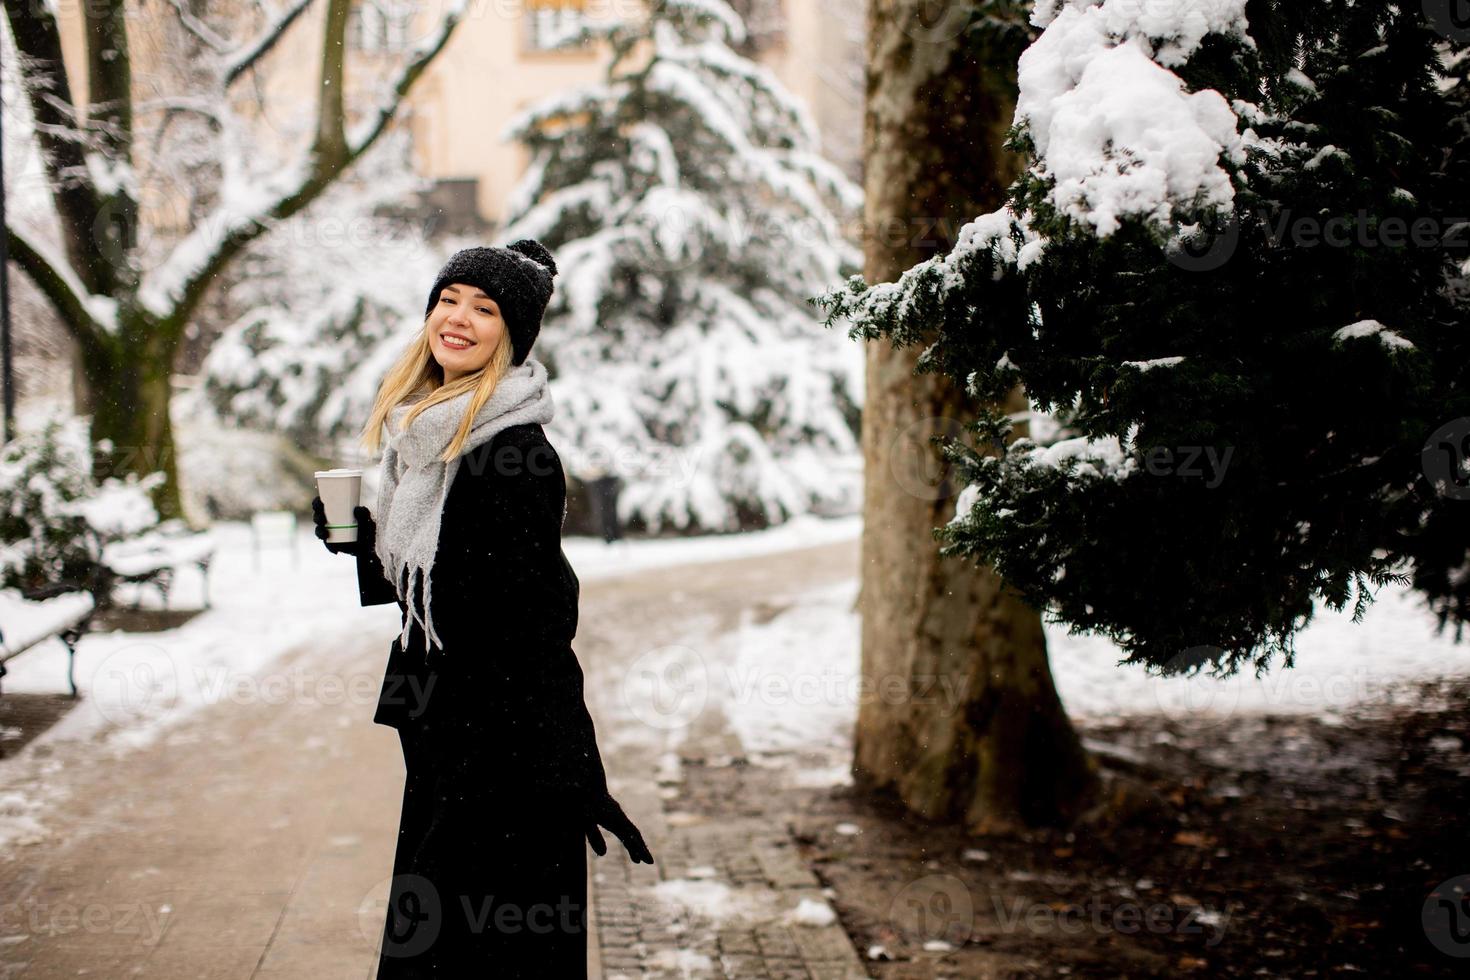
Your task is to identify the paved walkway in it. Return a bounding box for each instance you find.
[0,537,867,979]
[576,539,868,979]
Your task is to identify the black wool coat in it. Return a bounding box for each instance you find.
[356,421,603,977]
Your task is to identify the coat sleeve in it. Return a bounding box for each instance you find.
[356,546,401,607]
[424,429,609,808]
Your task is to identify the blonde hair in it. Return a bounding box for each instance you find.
[359,314,517,462]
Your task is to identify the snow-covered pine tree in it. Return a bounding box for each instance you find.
[815,0,1470,674]
[499,0,865,533]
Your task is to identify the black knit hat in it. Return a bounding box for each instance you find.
[423,239,558,366]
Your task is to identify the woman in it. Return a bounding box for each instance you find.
[311,239,653,978]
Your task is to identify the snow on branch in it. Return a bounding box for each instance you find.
[1017,0,1250,236]
[344,0,468,153]
[6,228,115,340]
[166,0,233,55]
[137,0,466,322]
[1332,319,1416,352]
[222,0,319,87]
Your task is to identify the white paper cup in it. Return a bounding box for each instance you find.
[314,468,364,544]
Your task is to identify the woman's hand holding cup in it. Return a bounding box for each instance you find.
[311,497,378,557]
[313,467,371,557]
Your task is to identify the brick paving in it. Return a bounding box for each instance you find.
[578,536,868,979]
[588,807,867,979]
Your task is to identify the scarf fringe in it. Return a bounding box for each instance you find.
[395,563,447,654]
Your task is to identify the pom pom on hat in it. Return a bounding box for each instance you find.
[506,239,558,277]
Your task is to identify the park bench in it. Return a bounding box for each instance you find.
[100,520,217,611]
[0,585,97,697]
[249,510,300,572]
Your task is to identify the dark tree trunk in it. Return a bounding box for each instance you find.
[852,0,1098,834]
[83,317,185,523]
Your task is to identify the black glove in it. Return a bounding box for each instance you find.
[583,792,654,864]
[312,497,376,557]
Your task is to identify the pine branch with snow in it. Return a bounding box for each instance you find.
[815,0,1470,673]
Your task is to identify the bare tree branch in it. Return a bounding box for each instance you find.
[6,227,111,358]
[141,0,469,334]
[312,0,351,165]
[224,0,318,87]
[137,99,226,189]
[344,1,467,158]
[165,0,231,54]
[134,96,228,129]
[2,0,111,296]
[83,0,138,290]
[84,1,134,170]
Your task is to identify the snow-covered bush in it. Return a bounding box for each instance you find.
[0,417,163,596]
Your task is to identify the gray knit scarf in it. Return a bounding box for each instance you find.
[374,356,555,652]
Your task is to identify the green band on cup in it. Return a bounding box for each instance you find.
[326,523,358,529]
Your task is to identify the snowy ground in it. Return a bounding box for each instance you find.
[0,516,850,851]
[643,553,1470,791]
[3,511,1468,849]
[0,514,863,751]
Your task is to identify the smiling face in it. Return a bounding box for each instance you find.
[427,282,508,384]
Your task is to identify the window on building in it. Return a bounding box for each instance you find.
[524,0,592,52]
[351,0,414,54]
